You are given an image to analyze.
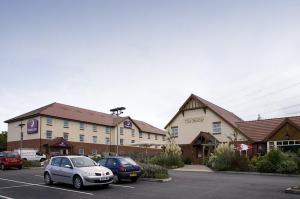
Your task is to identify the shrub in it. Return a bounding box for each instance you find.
[208,144,235,171]
[149,153,184,169]
[183,158,192,165]
[233,156,250,171]
[140,163,169,179]
[265,149,288,165]
[256,158,275,173]
[23,160,42,168]
[276,160,298,174]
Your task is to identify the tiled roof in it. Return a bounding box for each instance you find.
[193,94,243,128]
[236,116,300,142]
[165,94,243,129]
[4,103,165,135]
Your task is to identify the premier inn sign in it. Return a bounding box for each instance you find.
[27,119,38,134]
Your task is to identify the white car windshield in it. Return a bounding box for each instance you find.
[70,157,96,167]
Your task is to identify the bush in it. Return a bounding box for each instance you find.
[183,158,192,165]
[208,144,235,171]
[233,156,250,171]
[140,163,169,179]
[256,159,275,173]
[265,149,288,165]
[149,153,184,169]
[276,160,298,174]
[23,160,42,168]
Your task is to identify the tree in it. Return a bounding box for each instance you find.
[0,131,7,151]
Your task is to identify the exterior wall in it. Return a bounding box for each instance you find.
[7,139,162,156]
[7,116,165,151]
[165,108,247,144]
[7,116,41,142]
[269,123,300,141]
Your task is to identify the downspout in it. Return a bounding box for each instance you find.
[39,116,42,152]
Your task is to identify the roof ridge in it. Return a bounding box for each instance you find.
[236,115,300,123]
[52,102,113,117]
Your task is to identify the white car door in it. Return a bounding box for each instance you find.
[58,158,74,184]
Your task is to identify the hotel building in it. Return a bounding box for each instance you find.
[5,103,166,156]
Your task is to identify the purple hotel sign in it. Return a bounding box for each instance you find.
[27,119,38,134]
[124,120,132,129]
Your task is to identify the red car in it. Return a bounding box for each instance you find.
[0,151,23,170]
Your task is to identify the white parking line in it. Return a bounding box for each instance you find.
[0,194,14,199]
[0,184,41,190]
[35,175,135,189]
[0,178,93,196]
[111,184,135,189]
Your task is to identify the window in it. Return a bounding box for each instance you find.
[79,134,84,142]
[131,129,135,137]
[106,159,117,167]
[47,117,52,126]
[80,122,85,130]
[105,127,111,134]
[105,137,110,145]
[98,158,107,166]
[163,136,166,141]
[63,132,69,141]
[93,124,97,132]
[61,158,72,168]
[155,135,158,140]
[212,122,221,134]
[131,140,135,144]
[79,148,84,155]
[93,136,97,144]
[171,127,178,137]
[63,120,69,128]
[92,149,97,155]
[148,133,151,139]
[51,157,62,166]
[120,138,124,145]
[46,131,52,139]
[120,127,124,135]
[139,132,143,138]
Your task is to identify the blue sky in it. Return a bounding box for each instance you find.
[1,0,300,131]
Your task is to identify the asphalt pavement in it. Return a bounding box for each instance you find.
[0,168,299,199]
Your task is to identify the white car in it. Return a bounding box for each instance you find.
[44,156,114,189]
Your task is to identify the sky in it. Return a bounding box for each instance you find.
[1,0,300,132]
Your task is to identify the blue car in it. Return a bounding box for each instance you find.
[98,156,141,183]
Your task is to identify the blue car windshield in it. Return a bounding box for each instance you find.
[70,157,96,167]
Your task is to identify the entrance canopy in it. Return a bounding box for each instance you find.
[191,132,219,147]
[44,137,72,148]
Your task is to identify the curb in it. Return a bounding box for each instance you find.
[285,187,300,195]
[216,171,300,177]
[139,177,172,182]
[173,169,213,172]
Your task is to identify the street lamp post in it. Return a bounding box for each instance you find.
[19,122,25,157]
[110,107,125,156]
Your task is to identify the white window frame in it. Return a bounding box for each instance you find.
[47,117,52,126]
[171,127,178,138]
[139,132,143,138]
[63,132,69,141]
[63,120,69,128]
[131,129,135,137]
[105,127,111,134]
[80,122,85,130]
[120,127,124,135]
[212,122,221,134]
[155,135,158,140]
[92,136,97,144]
[46,131,52,139]
[148,133,151,139]
[131,140,135,144]
[79,148,84,155]
[120,138,124,145]
[79,134,84,142]
[105,137,110,145]
[93,124,97,132]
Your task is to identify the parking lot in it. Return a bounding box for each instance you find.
[0,168,299,199]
